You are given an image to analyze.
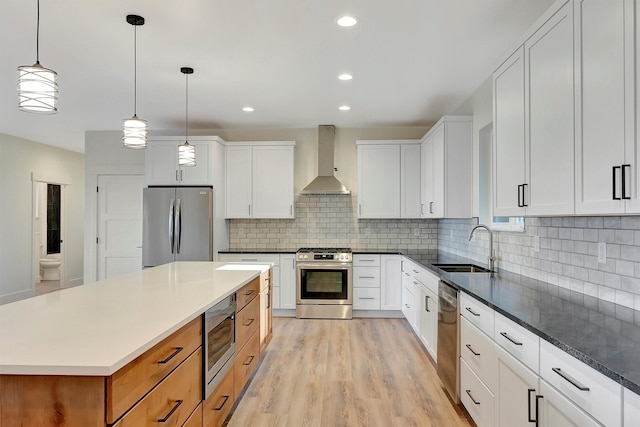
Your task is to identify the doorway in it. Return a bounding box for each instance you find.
[33,180,67,295]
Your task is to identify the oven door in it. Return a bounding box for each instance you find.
[297,262,353,305]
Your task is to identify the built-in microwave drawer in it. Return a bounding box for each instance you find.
[106,317,202,424]
[236,296,260,350]
[236,277,260,311]
[113,347,202,427]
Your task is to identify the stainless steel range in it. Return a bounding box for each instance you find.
[296,248,353,319]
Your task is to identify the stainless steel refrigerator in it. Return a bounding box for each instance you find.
[142,187,213,267]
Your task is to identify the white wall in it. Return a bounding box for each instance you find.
[0,133,84,304]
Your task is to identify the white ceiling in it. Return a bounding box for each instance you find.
[0,0,556,153]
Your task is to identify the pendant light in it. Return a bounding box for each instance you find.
[178,67,196,166]
[122,15,147,149]
[17,0,58,114]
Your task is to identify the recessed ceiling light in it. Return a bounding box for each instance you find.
[339,105,351,111]
[337,16,357,27]
[242,107,254,112]
[338,73,353,81]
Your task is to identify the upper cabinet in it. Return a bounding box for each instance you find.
[493,1,575,217]
[225,142,295,219]
[145,137,225,187]
[356,140,421,218]
[420,116,473,219]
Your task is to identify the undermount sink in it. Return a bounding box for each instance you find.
[432,263,490,273]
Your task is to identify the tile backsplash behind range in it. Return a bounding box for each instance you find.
[229,195,438,252]
[438,217,640,310]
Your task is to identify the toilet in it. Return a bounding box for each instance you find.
[40,254,61,281]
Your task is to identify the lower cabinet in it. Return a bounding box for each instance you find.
[625,387,640,426]
[416,283,438,361]
[203,369,234,427]
[401,272,416,329]
[538,380,602,427]
[183,404,203,427]
[460,358,496,427]
[234,329,260,400]
[259,269,273,356]
[495,345,538,427]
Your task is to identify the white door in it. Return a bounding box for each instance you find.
[97,174,144,280]
[431,125,445,218]
[525,2,575,216]
[145,142,178,186]
[417,284,438,360]
[225,146,252,218]
[400,144,422,218]
[538,380,601,427]
[380,255,401,310]
[279,254,296,309]
[493,47,526,217]
[496,346,539,427]
[574,0,626,214]
[357,144,401,218]
[421,135,434,218]
[252,145,294,218]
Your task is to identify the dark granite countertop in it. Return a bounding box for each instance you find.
[219,249,298,254]
[403,250,640,395]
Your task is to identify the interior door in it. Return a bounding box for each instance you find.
[97,174,144,279]
[175,187,212,262]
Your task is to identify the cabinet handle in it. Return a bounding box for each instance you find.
[552,367,590,391]
[359,204,362,215]
[425,295,430,312]
[465,344,480,356]
[622,164,631,200]
[242,258,258,262]
[517,184,522,207]
[267,291,270,309]
[465,307,480,317]
[465,389,480,405]
[405,304,410,308]
[243,355,255,366]
[290,204,293,215]
[499,331,523,346]
[613,166,621,200]
[245,289,255,297]
[248,204,251,215]
[157,399,183,423]
[180,170,183,181]
[413,269,419,274]
[421,203,424,215]
[175,170,179,182]
[359,297,375,300]
[358,276,376,279]
[429,201,434,214]
[522,183,528,207]
[413,281,420,285]
[528,389,543,427]
[360,259,375,262]
[244,318,255,327]
[213,395,230,411]
[157,347,183,364]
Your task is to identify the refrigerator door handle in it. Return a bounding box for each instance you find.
[169,199,175,254]
[176,198,182,254]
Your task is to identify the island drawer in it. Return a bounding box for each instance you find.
[183,403,203,427]
[234,329,260,400]
[203,367,235,427]
[113,347,202,427]
[107,317,202,424]
[236,296,260,350]
[236,277,260,311]
[260,268,272,292]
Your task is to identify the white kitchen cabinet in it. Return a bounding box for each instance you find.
[416,283,438,361]
[145,137,222,186]
[461,316,496,393]
[401,144,422,218]
[279,254,296,310]
[493,1,575,216]
[225,142,295,219]
[574,0,631,215]
[420,116,472,218]
[494,312,539,374]
[461,358,496,427]
[493,47,526,217]
[495,344,539,427]
[401,270,416,331]
[538,380,602,427]
[624,387,640,427]
[380,255,402,310]
[356,141,420,219]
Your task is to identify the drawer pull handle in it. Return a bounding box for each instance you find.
[244,318,255,327]
[413,269,419,274]
[242,258,258,262]
[157,347,184,365]
[359,276,376,279]
[360,259,375,262]
[500,332,523,346]
[245,289,255,297]
[425,295,431,312]
[157,399,183,422]
[359,297,375,300]
[465,344,480,356]
[214,395,230,411]
[465,307,480,317]
[552,367,590,391]
[244,355,255,366]
[405,304,410,308]
[465,389,480,405]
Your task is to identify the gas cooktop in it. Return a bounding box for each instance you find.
[297,247,352,253]
[296,247,352,262]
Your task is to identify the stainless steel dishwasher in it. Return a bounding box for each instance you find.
[437,280,459,402]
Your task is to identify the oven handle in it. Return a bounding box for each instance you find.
[296,263,352,269]
[205,305,236,331]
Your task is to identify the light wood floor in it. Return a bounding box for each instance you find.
[228,317,474,427]
[35,280,63,296]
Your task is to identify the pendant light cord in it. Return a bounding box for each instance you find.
[133,23,138,116]
[185,73,189,141]
[36,0,40,64]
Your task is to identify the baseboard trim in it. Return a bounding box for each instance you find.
[0,289,34,305]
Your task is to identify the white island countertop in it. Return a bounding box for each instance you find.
[0,262,270,376]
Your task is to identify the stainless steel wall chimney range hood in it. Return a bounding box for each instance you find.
[300,125,351,195]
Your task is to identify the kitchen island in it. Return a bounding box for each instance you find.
[0,262,270,426]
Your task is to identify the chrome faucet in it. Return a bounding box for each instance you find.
[469,224,495,274]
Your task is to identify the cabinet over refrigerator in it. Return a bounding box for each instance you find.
[142,187,213,267]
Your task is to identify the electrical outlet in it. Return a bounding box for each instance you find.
[534,235,540,253]
[413,228,420,237]
[598,242,607,264]
[365,228,371,237]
